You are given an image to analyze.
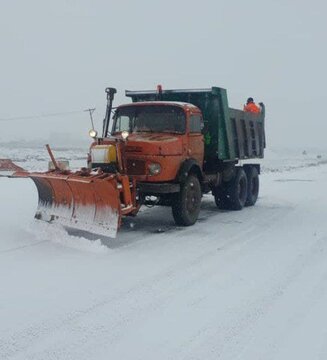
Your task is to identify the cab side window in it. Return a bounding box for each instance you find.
[115,115,130,132]
[189,114,203,133]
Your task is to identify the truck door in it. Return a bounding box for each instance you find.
[188,113,204,166]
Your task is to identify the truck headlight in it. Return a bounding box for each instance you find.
[121,131,129,140]
[89,129,98,138]
[148,163,161,175]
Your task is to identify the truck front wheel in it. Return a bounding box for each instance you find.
[172,175,201,226]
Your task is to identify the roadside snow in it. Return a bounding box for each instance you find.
[0,148,327,359]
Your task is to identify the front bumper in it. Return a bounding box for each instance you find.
[138,182,180,194]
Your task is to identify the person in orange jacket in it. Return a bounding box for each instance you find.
[243,97,261,113]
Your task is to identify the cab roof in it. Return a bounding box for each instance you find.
[117,101,200,111]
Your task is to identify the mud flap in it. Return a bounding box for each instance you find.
[30,173,121,238]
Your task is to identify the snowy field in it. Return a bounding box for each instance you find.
[1,146,327,359]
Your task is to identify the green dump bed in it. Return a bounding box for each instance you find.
[125,87,265,162]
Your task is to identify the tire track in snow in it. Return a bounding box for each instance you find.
[176,235,327,360]
[0,205,291,359]
[0,240,47,254]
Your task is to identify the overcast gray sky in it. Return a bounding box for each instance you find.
[1,0,326,148]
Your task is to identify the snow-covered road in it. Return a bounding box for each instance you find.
[1,158,327,359]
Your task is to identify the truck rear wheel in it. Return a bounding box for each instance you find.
[224,167,248,210]
[213,187,230,210]
[245,166,259,206]
[172,175,201,226]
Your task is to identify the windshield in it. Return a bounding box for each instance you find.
[112,105,186,134]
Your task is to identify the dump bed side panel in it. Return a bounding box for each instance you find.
[229,108,265,159]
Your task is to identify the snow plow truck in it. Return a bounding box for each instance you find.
[0,86,266,238]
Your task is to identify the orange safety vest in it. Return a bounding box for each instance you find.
[243,102,260,113]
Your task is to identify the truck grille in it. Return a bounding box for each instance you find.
[126,159,146,175]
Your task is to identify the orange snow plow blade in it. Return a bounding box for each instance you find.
[29,171,122,238]
[0,159,127,238]
[0,146,139,237]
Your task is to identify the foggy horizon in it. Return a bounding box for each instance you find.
[1,0,326,149]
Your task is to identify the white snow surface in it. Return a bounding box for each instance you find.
[1,147,327,359]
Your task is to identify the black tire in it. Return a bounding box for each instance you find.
[225,167,248,210]
[245,166,259,206]
[213,187,230,210]
[172,175,202,226]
